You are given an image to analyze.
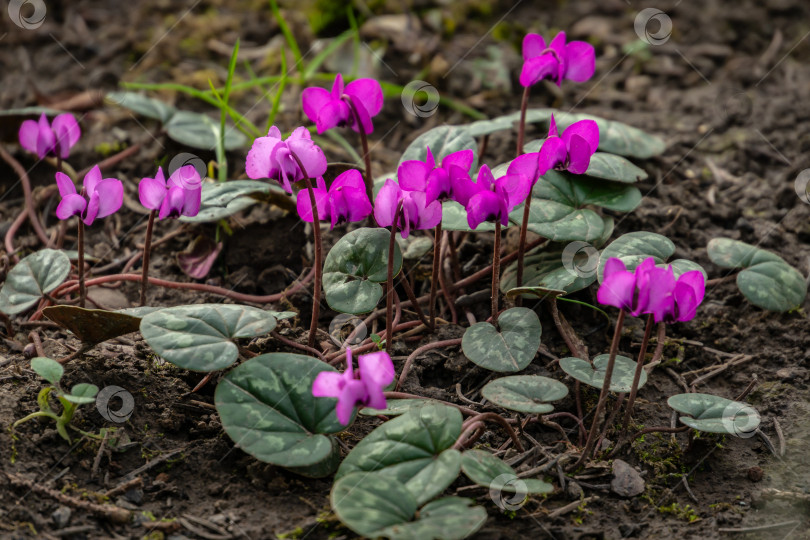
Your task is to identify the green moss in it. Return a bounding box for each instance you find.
[658,502,700,523]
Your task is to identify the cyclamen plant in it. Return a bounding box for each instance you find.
[4,16,798,539]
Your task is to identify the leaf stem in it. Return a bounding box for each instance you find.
[622,313,655,429]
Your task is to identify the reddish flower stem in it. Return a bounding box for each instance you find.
[491,221,502,326]
[345,98,374,201]
[515,195,533,300]
[399,272,430,330]
[385,203,402,354]
[0,145,53,248]
[574,308,626,468]
[516,86,530,156]
[429,223,442,330]
[622,313,655,429]
[77,220,86,308]
[395,338,462,392]
[463,412,524,451]
[453,422,485,450]
[139,210,157,306]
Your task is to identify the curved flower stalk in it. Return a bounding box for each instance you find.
[247,125,329,349]
[138,165,203,306]
[55,165,123,308]
[301,73,383,200]
[296,169,372,229]
[510,116,599,293]
[19,113,81,161]
[312,348,395,425]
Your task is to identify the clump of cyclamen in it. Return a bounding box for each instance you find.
[374,179,442,238]
[55,165,123,226]
[139,165,202,220]
[19,113,81,160]
[312,348,395,425]
[301,73,383,134]
[598,257,706,323]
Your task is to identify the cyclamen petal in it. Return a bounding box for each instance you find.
[344,78,384,117]
[18,120,40,155]
[93,179,124,220]
[55,172,76,198]
[564,41,596,83]
[301,73,383,135]
[521,33,547,60]
[55,193,87,220]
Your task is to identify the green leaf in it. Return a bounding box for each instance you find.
[374,496,487,540]
[31,357,63,385]
[42,306,142,344]
[323,228,403,314]
[707,238,806,312]
[442,200,497,232]
[559,354,647,393]
[337,403,463,505]
[481,375,569,414]
[501,247,598,297]
[140,304,278,372]
[215,353,346,470]
[106,91,177,123]
[667,393,761,436]
[462,307,542,372]
[63,383,99,404]
[331,472,419,537]
[397,236,434,260]
[359,398,423,416]
[597,232,675,282]
[461,449,552,494]
[583,152,648,183]
[507,196,609,243]
[332,473,486,540]
[165,110,247,150]
[179,180,291,223]
[0,249,71,315]
[465,108,554,138]
[399,126,478,170]
[668,259,708,279]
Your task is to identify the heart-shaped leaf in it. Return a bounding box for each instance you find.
[521,141,648,184]
[43,306,142,344]
[461,449,553,494]
[140,304,278,371]
[667,393,761,436]
[165,110,247,150]
[481,375,569,414]
[359,398,423,416]
[332,472,486,540]
[501,248,598,297]
[0,249,71,315]
[337,402,462,505]
[441,200,497,232]
[507,198,609,243]
[323,228,403,314]
[31,357,63,385]
[215,353,346,471]
[399,126,478,170]
[465,108,554,138]
[63,383,99,404]
[397,236,434,260]
[707,238,807,312]
[106,91,177,123]
[559,354,647,393]
[180,180,291,223]
[462,307,542,372]
[597,232,676,282]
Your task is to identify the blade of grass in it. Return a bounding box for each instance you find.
[269,0,303,77]
[302,29,353,80]
[217,39,240,181]
[379,81,487,120]
[346,6,361,78]
[268,48,288,131]
[207,82,228,182]
[318,131,363,168]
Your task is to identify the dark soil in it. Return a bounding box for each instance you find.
[2,0,810,539]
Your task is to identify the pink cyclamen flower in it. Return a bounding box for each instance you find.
[646,268,706,323]
[597,257,667,317]
[520,31,595,88]
[138,165,202,220]
[19,113,81,160]
[374,179,442,239]
[55,165,123,226]
[398,147,475,205]
[536,115,599,175]
[246,126,328,193]
[464,165,532,230]
[311,348,395,425]
[296,169,373,229]
[301,73,383,135]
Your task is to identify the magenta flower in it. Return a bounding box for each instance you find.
[301,73,384,135]
[647,268,706,323]
[536,115,599,175]
[296,169,372,229]
[55,166,123,226]
[464,165,532,230]
[520,31,595,88]
[312,349,395,425]
[398,147,475,205]
[138,165,202,220]
[374,179,442,238]
[246,126,328,193]
[19,113,81,160]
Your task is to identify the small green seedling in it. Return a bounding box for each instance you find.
[12,357,99,442]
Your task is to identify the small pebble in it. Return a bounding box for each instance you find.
[747,466,764,482]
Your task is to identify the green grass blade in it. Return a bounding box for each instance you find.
[269,0,303,76]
